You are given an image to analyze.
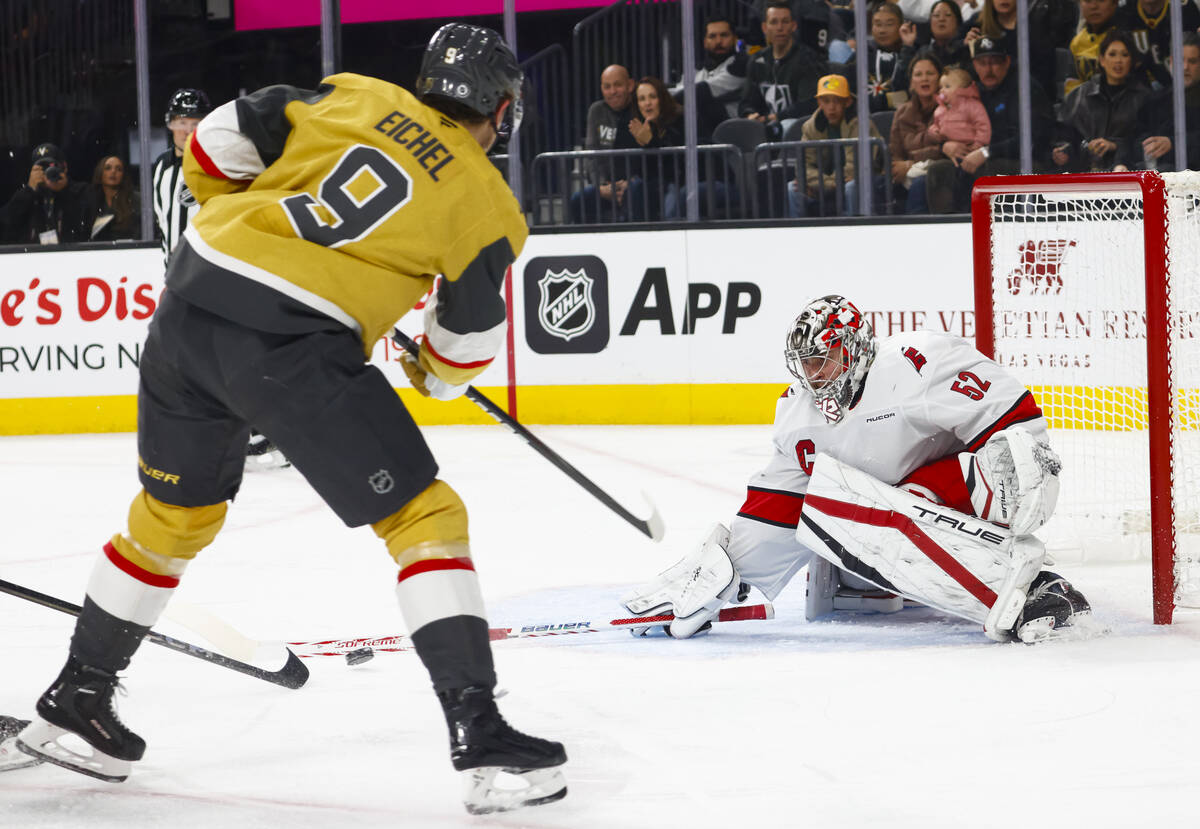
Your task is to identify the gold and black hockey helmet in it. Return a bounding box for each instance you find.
[417,23,523,138]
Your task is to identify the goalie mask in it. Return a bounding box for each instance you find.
[417,23,524,144]
[784,295,877,423]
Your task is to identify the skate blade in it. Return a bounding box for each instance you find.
[1018,611,1109,644]
[17,719,131,783]
[462,766,567,815]
[0,737,42,773]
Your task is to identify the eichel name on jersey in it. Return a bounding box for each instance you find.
[173,72,528,386]
[374,111,456,180]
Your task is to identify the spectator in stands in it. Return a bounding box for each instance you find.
[739,2,829,136]
[1118,0,1200,89]
[853,2,918,112]
[748,1,844,58]
[926,0,971,69]
[1055,30,1152,171]
[928,66,992,158]
[951,35,1054,206]
[672,15,749,141]
[1068,0,1121,94]
[1139,32,1200,170]
[89,155,140,241]
[788,74,884,216]
[889,52,948,212]
[963,0,1078,97]
[615,76,685,221]
[794,0,849,58]
[0,143,92,245]
[571,64,637,223]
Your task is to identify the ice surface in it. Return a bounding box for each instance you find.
[2,426,1199,828]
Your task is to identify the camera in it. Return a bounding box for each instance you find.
[36,160,64,185]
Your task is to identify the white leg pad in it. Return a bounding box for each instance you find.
[797,453,1045,635]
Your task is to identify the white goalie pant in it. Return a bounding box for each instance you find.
[796,453,1046,642]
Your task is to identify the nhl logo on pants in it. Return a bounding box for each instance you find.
[369,469,395,494]
[524,256,609,354]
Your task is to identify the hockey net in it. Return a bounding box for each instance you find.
[971,171,1200,624]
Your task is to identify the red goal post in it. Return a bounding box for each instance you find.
[971,171,1200,625]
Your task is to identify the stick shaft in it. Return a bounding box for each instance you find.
[289,603,774,657]
[392,329,663,541]
[0,577,308,690]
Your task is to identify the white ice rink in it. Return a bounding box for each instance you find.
[3,425,1200,828]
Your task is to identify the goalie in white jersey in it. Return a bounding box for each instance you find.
[625,295,1093,644]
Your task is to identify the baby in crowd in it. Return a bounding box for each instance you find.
[927,67,991,160]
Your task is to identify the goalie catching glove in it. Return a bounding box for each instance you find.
[959,426,1061,536]
[622,524,747,639]
[399,342,470,401]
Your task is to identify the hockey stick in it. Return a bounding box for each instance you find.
[0,577,309,690]
[392,329,665,542]
[289,602,774,658]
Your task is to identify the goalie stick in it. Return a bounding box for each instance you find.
[0,577,308,690]
[392,328,665,542]
[289,602,774,657]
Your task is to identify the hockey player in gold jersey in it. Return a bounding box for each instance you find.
[17,23,567,815]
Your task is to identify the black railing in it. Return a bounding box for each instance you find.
[531,144,742,225]
[752,137,893,219]
[568,0,758,147]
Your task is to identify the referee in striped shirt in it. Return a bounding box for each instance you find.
[152,89,211,267]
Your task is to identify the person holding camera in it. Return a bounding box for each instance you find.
[0,143,92,245]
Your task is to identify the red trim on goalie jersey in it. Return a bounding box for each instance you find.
[187,133,229,181]
[802,493,998,608]
[965,391,1043,452]
[102,542,180,589]
[737,486,805,529]
[900,455,973,515]
[397,556,476,583]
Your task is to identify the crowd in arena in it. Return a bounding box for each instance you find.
[3,0,1200,235]
[572,0,1200,220]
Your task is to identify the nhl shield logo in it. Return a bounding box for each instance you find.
[537,268,595,341]
[368,469,394,494]
[523,255,609,354]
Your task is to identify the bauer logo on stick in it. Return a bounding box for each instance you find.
[524,255,610,354]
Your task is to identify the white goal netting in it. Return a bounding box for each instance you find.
[983,172,1200,608]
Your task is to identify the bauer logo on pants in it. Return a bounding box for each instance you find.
[524,256,609,354]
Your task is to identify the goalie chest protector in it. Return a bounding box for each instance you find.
[771,330,1043,491]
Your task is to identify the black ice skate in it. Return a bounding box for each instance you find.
[17,659,145,782]
[438,685,567,815]
[0,715,40,772]
[1014,571,1098,643]
[244,431,290,471]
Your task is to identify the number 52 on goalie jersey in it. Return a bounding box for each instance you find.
[177,72,528,385]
